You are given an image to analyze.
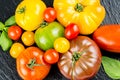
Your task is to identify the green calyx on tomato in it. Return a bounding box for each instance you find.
[74,3,84,12]
[16,6,26,14]
[35,21,64,51]
[27,58,42,70]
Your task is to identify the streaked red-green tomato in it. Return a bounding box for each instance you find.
[58,36,102,80]
[21,31,35,46]
[10,42,25,58]
[43,49,59,64]
[54,37,70,53]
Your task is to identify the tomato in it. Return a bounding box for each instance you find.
[8,25,22,40]
[58,36,102,80]
[43,49,59,64]
[10,42,25,58]
[65,23,79,40]
[21,31,35,46]
[93,24,120,53]
[43,7,57,22]
[15,0,46,31]
[54,37,70,53]
[53,0,105,35]
[16,47,51,80]
[34,21,64,51]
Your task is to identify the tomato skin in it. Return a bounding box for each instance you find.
[15,0,46,31]
[16,47,51,80]
[93,24,120,53]
[65,23,79,40]
[35,22,64,51]
[21,31,35,46]
[8,26,22,40]
[10,42,25,58]
[43,49,59,64]
[54,0,105,34]
[58,36,102,80]
[43,7,57,22]
[54,37,70,53]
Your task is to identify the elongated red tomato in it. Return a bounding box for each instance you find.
[93,24,120,53]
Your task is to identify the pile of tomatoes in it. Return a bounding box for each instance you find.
[5,0,120,80]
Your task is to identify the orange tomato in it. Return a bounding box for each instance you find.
[16,47,51,80]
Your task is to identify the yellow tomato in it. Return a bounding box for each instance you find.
[53,0,105,35]
[10,43,25,58]
[54,37,70,53]
[15,0,46,31]
[21,31,35,46]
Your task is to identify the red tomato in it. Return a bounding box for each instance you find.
[8,25,22,40]
[43,7,57,22]
[93,24,120,53]
[43,49,59,64]
[16,47,51,80]
[65,23,79,40]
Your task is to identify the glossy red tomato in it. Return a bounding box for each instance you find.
[65,23,79,40]
[58,36,102,80]
[43,49,59,64]
[8,25,22,40]
[43,7,57,22]
[93,24,120,53]
[16,47,51,80]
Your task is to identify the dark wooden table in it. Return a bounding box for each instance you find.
[0,0,120,80]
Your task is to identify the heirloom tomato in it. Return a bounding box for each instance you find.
[15,0,46,31]
[10,42,25,58]
[8,25,22,40]
[53,0,105,34]
[58,36,102,80]
[93,24,120,53]
[34,22,64,51]
[16,47,51,80]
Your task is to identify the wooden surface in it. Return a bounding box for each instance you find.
[0,0,120,80]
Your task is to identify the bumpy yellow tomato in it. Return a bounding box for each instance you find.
[54,37,70,53]
[10,43,25,58]
[53,0,105,35]
[15,0,46,31]
[21,31,35,46]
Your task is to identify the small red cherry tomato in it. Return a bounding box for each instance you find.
[8,25,22,40]
[43,49,59,64]
[43,7,57,22]
[65,23,79,40]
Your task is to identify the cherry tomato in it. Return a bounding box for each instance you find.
[21,31,35,46]
[43,49,59,64]
[65,23,79,40]
[10,42,25,58]
[43,7,57,22]
[8,25,22,40]
[54,37,70,53]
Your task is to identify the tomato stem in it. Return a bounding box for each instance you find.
[27,58,42,70]
[40,21,48,28]
[17,6,26,14]
[75,3,84,12]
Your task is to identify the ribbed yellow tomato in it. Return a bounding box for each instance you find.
[53,0,105,35]
[15,0,46,31]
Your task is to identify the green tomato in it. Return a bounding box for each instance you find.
[34,22,64,51]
